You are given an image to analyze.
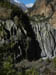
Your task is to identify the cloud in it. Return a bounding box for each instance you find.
[26,3,34,8]
[14,0,20,3]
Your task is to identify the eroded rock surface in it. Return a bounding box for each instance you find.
[30,15,56,58]
[29,0,56,28]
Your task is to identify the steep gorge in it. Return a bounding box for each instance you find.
[0,0,56,63]
[0,0,42,63]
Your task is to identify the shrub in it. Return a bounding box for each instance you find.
[0,56,18,75]
[25,68,39,75]
[53,57,56,68]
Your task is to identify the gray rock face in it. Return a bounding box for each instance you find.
[0,15,56,60]
[31,20,56,58]
[0,19,21,45]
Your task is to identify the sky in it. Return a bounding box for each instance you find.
[14,0,36,8]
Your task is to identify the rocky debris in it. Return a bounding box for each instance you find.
[15,58,56,75]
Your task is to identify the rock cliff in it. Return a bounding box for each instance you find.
[29,0,56,28]
[30,15,56,58]
[0,0,56,62]
[0,0,41,62]
[0,0,56,75]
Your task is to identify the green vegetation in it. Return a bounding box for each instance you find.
[0,0,21,9]
[53,57,56,68]
[0,1,12,9]
[0,57,39,75]
[25,68,39,75]
[30,14,46,23]
[17,68,39,75]
[43,68,51,75]
[0,56,18,75]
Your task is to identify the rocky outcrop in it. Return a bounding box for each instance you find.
[28,0,56,59]
[29,0,56,16]
[29,0,53,16]
[30,15,56,58]
[0,0,42,62]
[1,0,56,62]
[29,0,56,28]
[15,58,56,75]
